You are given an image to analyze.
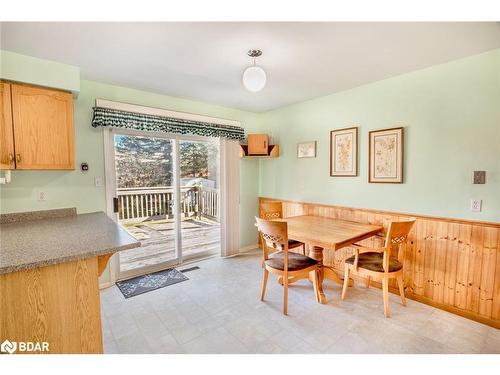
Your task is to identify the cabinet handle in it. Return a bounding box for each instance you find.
[8,153,14,165]
[16,154,21,163]
[264,140,267,149]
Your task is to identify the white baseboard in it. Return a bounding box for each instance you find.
[99,281,114,290]
[239,244,259,253]
[224,244,259,257]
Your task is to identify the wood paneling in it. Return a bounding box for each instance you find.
[260,197,500,329]
[0,257,103,354]
[0,82,15,170]
[11,83,74,170]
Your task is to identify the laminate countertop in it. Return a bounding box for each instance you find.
[0,211,140,275]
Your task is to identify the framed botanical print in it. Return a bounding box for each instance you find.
[330,127,358,176]
[368,127,404,183]
[297,141,317,158]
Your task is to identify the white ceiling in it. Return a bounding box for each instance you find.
[1,22,499,112]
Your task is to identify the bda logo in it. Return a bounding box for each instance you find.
[1,340,17,354]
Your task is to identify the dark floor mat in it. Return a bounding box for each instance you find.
[116,268,188,298]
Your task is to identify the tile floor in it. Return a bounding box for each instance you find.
[100,250,500,354]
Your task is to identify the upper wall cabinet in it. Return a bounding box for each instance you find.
[247,134,269,155]
[0,82,75,170]
[0,82,15,169]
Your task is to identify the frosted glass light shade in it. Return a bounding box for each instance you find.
[242,65,266,92]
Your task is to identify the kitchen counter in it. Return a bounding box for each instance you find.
[0,211,140,274]
[0,208,140,354]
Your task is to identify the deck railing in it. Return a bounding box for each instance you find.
[117,185,219,223]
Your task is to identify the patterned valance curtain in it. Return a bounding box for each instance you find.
[92,107,245,141]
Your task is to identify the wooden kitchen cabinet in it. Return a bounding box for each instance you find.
[0,82,15,169]
[0,257,104,354]
[247,134,269,155]
[0,82,75,170]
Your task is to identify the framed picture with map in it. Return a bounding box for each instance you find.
[330,127,358,176]
[368,127,404,183]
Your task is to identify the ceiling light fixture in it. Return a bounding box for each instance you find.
[242,49,266,93]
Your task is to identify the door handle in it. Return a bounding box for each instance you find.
[8,153,14,165]
[15,154,21,163]
[113,197,119,213]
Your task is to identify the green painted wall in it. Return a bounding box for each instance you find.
[258,49,500,222]
[2,47,499,274]
[0,78,262,247]
[0,50,80,93]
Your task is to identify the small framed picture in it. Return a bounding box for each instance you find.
[368,127,404,183]
[330,127,358,176]
[297,141,317,158]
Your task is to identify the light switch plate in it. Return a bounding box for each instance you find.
[473,171,486,184]
[470,199,482,212]
[95,176,103,187]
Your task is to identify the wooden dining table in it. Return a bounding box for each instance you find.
[275,215,383,304]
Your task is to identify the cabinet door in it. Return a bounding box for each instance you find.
[247,134,269,155]
[0,82,16,170]
[11,84,74,169]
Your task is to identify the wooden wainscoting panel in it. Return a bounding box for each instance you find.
[423,219,436,300]
[492,232,500,321]
[467,225,484,314]
[443,222,459,307]
[455,223,472,310]
[0,257,103,354]
[479,227,497,317]
[433,222,447,303]
[259,197,500,328]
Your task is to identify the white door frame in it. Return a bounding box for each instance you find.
[103,127,225,282]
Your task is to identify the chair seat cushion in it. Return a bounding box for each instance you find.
[288,239,304,249]
[265,251,318,271]
[345,252,403,273]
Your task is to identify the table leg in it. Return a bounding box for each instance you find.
[323,267,354,286]
[308,246,354,293]
[308,246,327,304]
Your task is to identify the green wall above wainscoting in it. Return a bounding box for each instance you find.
[258,49,500,222]
[0,50,81,94]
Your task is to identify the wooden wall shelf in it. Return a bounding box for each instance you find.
[240,144,279,158]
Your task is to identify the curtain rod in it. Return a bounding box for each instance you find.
[94,98,241,128]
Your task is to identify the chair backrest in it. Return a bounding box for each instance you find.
[383,219,416,268]
[260,201,284,220]
[255,216,289,264]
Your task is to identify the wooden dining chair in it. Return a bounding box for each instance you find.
[341,219,416,318]
[259,201,306,255]
[255,217,320,315]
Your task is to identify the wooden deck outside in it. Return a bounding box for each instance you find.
[119,218,220,272]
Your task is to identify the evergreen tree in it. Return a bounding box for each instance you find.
[115,135,173,188]
[114,135,218,188]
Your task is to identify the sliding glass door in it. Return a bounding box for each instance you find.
[113,133,179,279]
[179,139,221,262]
[108,129,221,279]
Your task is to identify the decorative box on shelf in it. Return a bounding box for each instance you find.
[240,134,279,158]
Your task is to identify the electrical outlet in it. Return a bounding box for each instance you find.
[37,191,47,201]
[470,199,482,212]
[95,176,103,187]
